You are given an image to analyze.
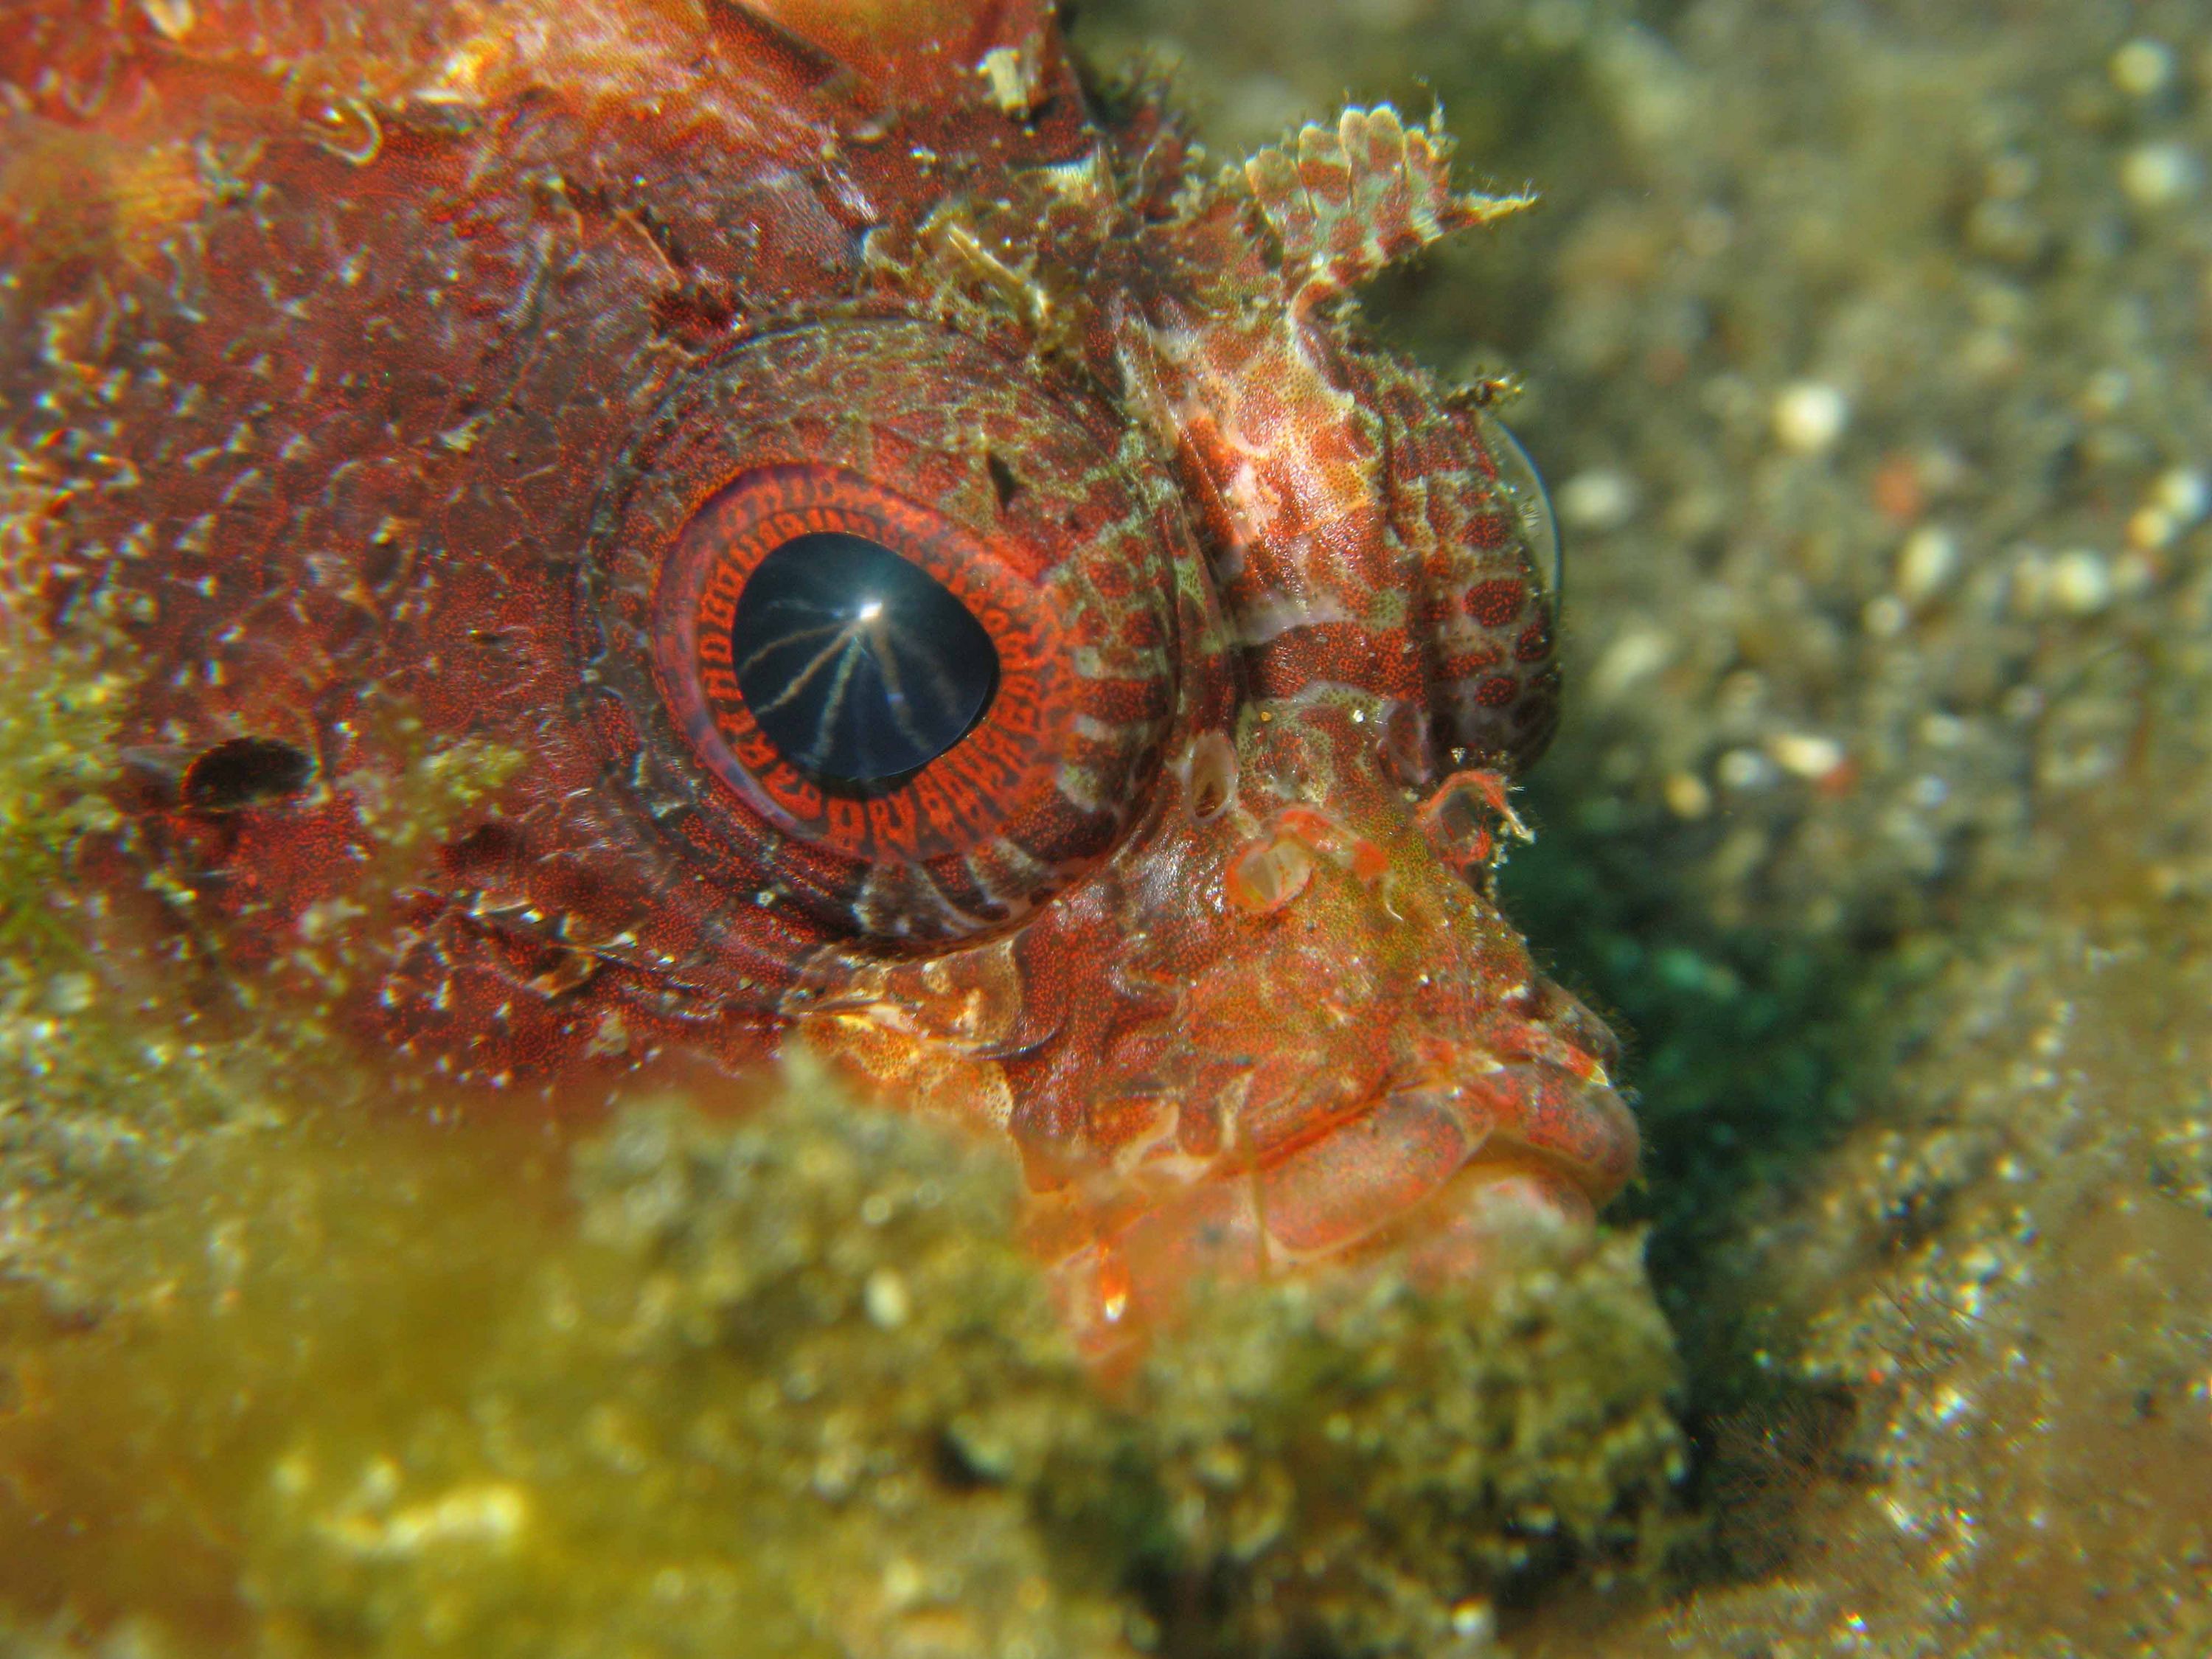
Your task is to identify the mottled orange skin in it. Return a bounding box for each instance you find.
[2,0,1631,1346]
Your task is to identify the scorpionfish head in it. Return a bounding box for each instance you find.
[748,106,1637,1343]
[4,1,1632,1346]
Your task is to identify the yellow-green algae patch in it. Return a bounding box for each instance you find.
[1,1070,1135,1656]
[0,1108,572,1648]
[1142,1235,1688,1658]
[241,1087,1141,1659]
[0,557,1686,1658]
[2,1077,1685,1659]
[0,501,260,1316]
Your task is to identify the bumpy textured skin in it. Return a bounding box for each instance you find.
[1,0,1629,1346]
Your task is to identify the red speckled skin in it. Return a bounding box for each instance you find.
[1,0,1631,1344]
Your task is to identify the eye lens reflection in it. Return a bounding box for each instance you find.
[1479,413,1564,613]
[731,532,999,793]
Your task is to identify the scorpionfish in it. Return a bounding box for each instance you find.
[1,0,1634,1346]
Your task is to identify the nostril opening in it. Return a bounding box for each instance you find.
[179,737,315,811]
[1184,731,1237,823]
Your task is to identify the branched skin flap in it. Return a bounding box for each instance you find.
[1,0,1630,1348]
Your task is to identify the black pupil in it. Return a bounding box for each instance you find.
[731,531,999,794]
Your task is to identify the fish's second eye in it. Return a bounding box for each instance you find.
[1477,410,1562,614]
[731,530,999,793]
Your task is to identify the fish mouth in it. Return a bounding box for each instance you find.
[1041,1051,1638,1351]
[1252,1061,1639,1264]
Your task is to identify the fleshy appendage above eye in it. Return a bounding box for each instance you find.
[582,321,1183,942]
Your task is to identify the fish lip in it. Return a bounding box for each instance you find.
[1194,1054,1635,1267]
[1358,1057,1639,1221]
[1045,1060,1636,1355]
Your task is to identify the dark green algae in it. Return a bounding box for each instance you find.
[0,601,1684,1657]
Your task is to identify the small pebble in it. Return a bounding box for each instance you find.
[2080,366,2130,417]
[1684,204,1734,257]
[1773,380,1850,454]
[2109,38,2177,99]
[1896,525,1960,601]
[1768,731,1846,780]
[1916,445,1970,498]
[1716,748,1773,791]
[2127,505,2179,551]
[1966,198,2048,265]
[1663,770,1712,819]
[2112,550,2159,596]
[863,1268,911,1329]
[45,972,97,1015]
[2156,466,2210,525]
[1910,774,1950,810]
[1985,150,2039,199]
[1862,594,1908,638]
[141,0,195,41]
[1557,467,1638,533]
[881,1557,925,1610]
[1589,626,1672,704]
[1716,667,1767,717]
[2120,142,2201,208]
[1449,1599,1498,1643]
[2047,548,2113,615]
[1957,1242,2003,1280]
[1919,712,1969,748]
[1961,327,2023,382]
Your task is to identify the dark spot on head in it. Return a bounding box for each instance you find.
[986,451,1022,512]
[180,737,314,812]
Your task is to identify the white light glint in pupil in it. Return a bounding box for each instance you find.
[729,531,1000,794]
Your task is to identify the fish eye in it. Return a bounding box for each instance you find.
[645,460,1065,869]
[1477,411,1563,614]
[730,529,1000,793]
[583,321,1183,941]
